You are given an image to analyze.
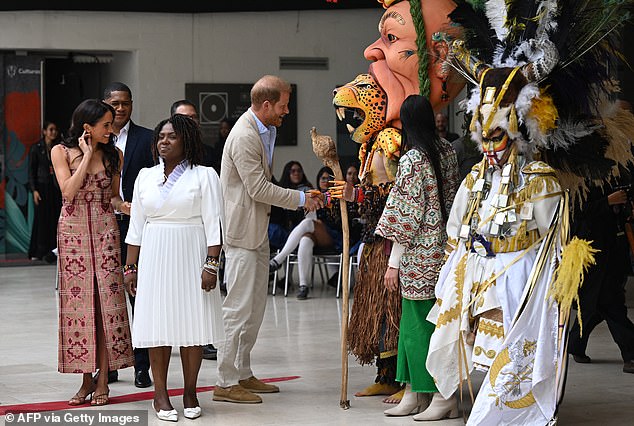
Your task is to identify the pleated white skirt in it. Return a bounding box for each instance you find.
[132,222,225,347]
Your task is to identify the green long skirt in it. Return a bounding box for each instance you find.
[396,298,438,393]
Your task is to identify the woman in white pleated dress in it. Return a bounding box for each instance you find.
[124,114,224,421]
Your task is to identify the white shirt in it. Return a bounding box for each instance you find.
[114,120,130,156]
[114,121,130,207]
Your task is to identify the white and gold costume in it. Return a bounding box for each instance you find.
[426,150,567,424]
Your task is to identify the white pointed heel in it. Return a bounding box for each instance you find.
[152,401,178,422]
[183,406,202,419]
[384,385,430,416]
[413,392,458,421]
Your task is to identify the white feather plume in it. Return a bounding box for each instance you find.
[463,86,482,115]
[515,84,540,119]
[485,0,509,42]
[535,0,560,40]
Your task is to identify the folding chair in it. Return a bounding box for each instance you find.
[282,247,343,297]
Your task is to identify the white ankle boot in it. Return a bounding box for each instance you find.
[384,385,430,416]
[413,392,458,421]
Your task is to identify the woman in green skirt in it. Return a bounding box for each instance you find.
[375,94,459,420]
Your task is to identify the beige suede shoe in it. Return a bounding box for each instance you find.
[239,376,280,393]
[213,385,262,403]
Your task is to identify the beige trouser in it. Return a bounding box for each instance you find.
[216,241,270,387]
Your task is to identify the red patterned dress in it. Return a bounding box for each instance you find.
[57,158,134,373]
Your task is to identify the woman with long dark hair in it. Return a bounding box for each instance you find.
[51,99,134,407]
[375,94,459,419]
[28,120,62,262]
[277,160,313,191]
[269,166,361,299]
[268,161,314,250]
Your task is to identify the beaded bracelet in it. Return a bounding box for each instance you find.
[203,256,220,273]
[203,257,219,274]
[123,263,137,276]
[205,258,219,267]
[203,265,218,275]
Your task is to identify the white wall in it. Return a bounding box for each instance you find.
[0,8,382,181]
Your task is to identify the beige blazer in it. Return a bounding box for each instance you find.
[220,111,301,250]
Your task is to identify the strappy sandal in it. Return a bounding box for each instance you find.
[68,390,93,406]
[90,391,109,406]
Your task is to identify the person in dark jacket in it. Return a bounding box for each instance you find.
[28,120,62,262]
[568,169,634,374]
[102,81,155,388]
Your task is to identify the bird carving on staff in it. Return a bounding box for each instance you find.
[310,127,339,172]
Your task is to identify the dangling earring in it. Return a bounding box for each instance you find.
[441,78,449,102]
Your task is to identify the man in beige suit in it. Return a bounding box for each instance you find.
[213,75,322,404]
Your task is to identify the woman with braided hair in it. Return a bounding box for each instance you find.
[124,114,225,421]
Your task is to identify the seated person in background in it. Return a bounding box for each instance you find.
[268,161,314,251]
[278,161,314,229]
[269,166,361,299]
[268,177,291,251]
[346,162,361,186]
[341,162,364,270]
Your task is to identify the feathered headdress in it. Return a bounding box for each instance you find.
[446,0,634,205]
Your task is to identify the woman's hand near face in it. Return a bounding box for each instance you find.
[78,130,93,157]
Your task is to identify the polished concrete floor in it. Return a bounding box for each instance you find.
[1,264,633,425]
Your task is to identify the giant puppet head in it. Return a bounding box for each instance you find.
[332,0,466,181]
[365,0,464,128]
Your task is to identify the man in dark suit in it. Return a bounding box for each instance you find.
[169,99,216,168]
[104,81,155,388]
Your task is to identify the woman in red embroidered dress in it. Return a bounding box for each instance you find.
[51,99,134,407]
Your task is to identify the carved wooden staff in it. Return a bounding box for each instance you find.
[310,127,351,409]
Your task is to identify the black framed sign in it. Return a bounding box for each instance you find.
[185,83,298,147]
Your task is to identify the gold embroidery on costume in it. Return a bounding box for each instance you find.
[465,170,476,191]
[514,175,559,205]
[490,228,540,253]
[474,346,498,359]
[435,252,468,328]
[488,341,538,409]
[476,320,505,339]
